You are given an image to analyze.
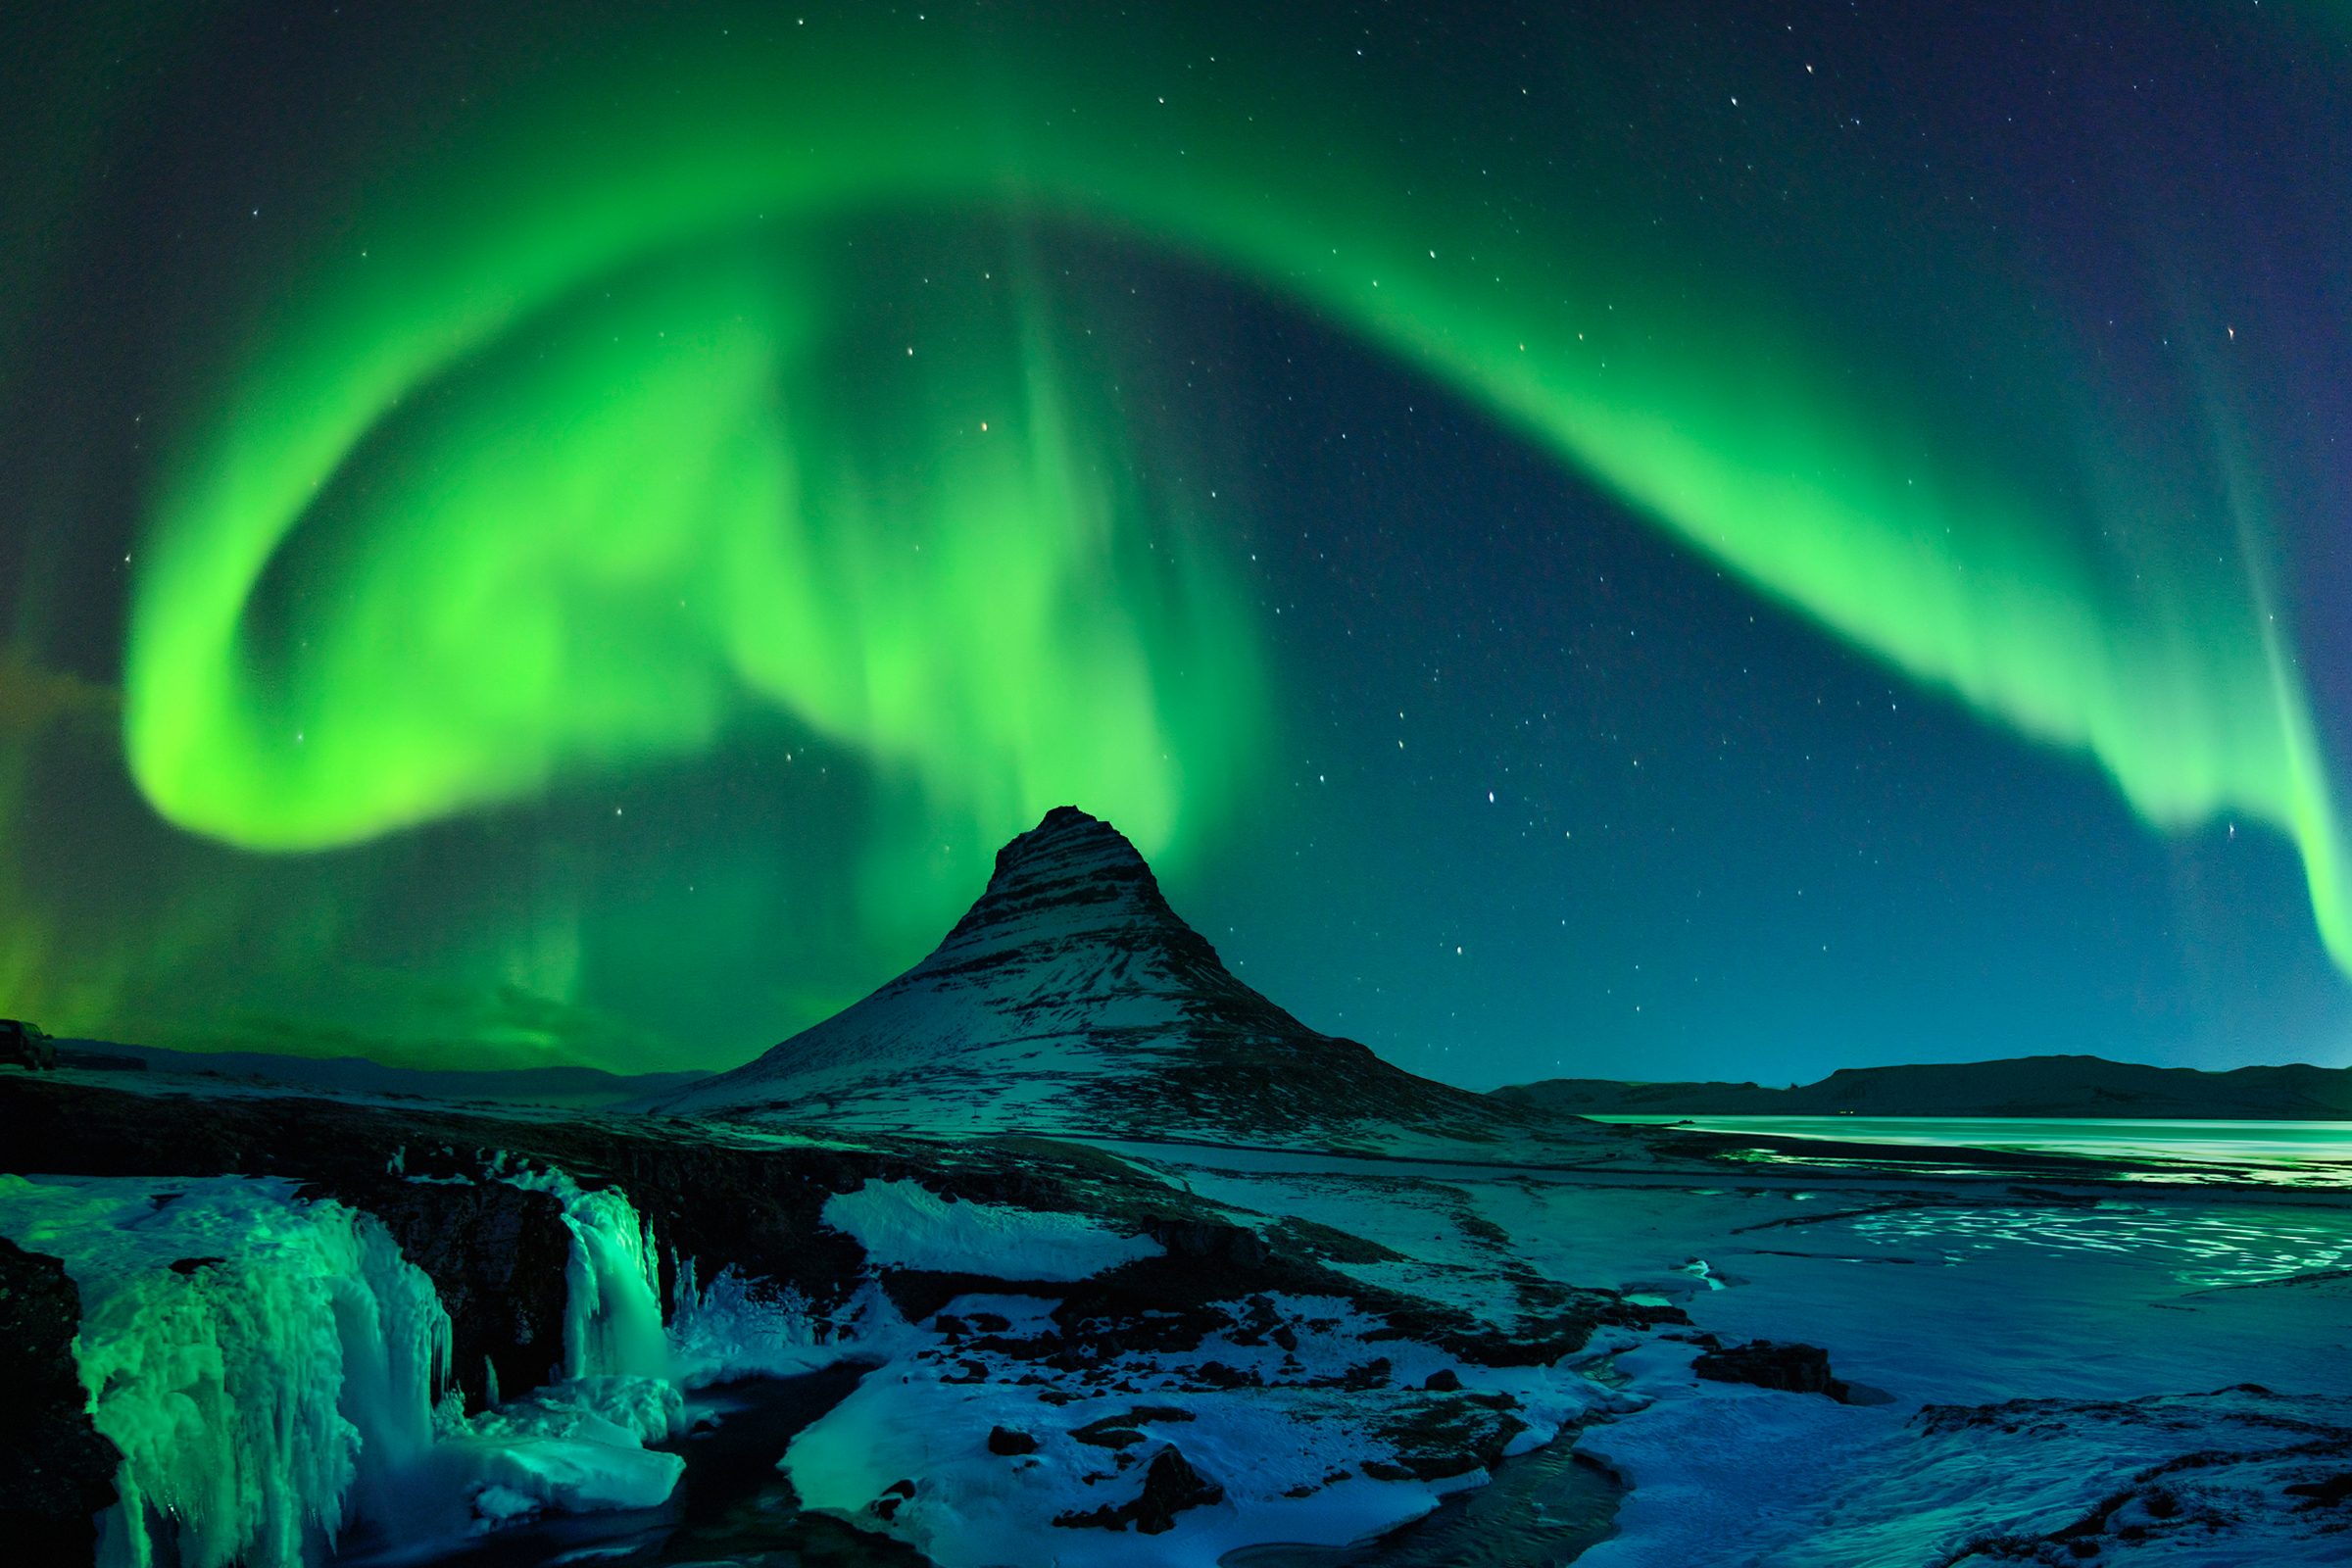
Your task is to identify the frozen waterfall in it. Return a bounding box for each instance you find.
[0,1174,450,1568]
[493,1161,673,1386]
[0,1158,693,1566]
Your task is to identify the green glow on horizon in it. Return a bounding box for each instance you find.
[119,6,2352,991]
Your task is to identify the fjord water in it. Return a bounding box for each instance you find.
[1590,1115,2352,1185]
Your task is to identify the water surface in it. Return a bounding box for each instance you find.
[1587,1114,2352,1185]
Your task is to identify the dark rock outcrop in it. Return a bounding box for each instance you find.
[1692,1339,1853,1401]
[1,1019,56,1071]
[1054,1445,1224,1533]
[988,1425,1039,1455]
[0,1237,120,1559]
[318,1177,575,1409]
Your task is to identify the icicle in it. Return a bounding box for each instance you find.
[0,1166,694,1566]
[0,1174,453,1568]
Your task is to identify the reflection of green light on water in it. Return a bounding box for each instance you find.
[116,5,2350,989]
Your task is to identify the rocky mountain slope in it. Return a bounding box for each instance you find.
[644,807,1580,1151]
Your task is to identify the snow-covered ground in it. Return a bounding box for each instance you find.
[1143,1145,2352,1566]
[6,1104,2348,1568]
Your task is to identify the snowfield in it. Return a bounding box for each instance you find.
[821,1177,1167,1280]
[4,1079,2349,1568]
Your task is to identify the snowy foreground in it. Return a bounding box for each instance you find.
[2,1077,2349,1567]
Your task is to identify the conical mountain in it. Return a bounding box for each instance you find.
[642,808,1569,1150]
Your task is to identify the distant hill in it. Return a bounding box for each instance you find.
[1491,1054,2352,1121]
[49,1039,709,1109]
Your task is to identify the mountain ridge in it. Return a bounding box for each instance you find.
[1492,1054,2352,1121]
[45,1039,710,1108]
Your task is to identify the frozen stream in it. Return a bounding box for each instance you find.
[349,1367,929,1568]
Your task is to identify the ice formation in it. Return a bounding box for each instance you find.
[491,1159,673,1384]
[666,1253,837,1384]
[0,1159,703,1567]
[0,1174,449,1568]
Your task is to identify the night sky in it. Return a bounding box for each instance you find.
[3,0,2349,1086]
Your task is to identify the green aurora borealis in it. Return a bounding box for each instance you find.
[5,1,2352,1077]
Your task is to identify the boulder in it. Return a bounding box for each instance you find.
[1054,1445,1224,1533]
[0,1019,56,1071]
[1692,1339,1853,1401]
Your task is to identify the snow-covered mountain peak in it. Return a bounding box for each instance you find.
[640,808,1576,1152]
[933,806,1184,959]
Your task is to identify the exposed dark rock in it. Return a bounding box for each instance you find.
[1072,1420,1149,1449]
[1132,1446,1225,1533]
[2285,1472,2352,1508]
[988,1425,1039,1456]
[1692,1339,1852,1401]
[1072,1406,1195,1449]
[1054,1445,1224,1533]
[1149,1214,1275,1270]
[0,1019,56,1071]
[1371,1395,1531,1481]
[1263,1216,1403,1265]
[880,1268,1067,1325]
[168,1254,223,1275]
[0,1237,121,1559]
[318,1176,575,1409]
[1424,1368,1462,1392]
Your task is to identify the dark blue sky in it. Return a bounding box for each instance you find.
[1166,272,2348,1085]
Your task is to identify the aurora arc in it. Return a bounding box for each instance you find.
[121,8,2352,973]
